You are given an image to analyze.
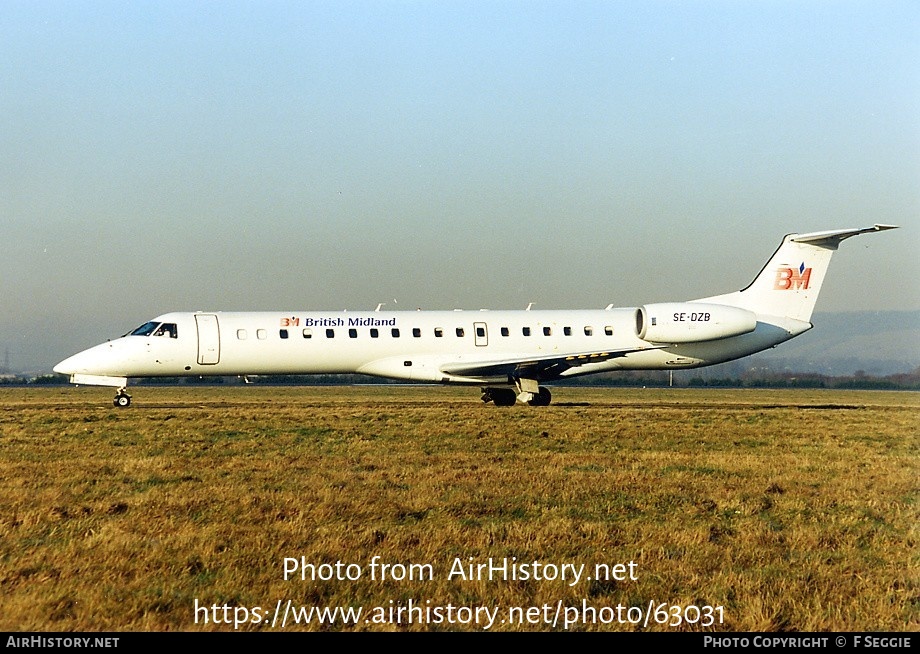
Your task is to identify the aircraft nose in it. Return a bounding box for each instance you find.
[54,352,86,376]
[54,344,113,376]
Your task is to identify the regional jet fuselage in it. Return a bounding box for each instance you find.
[54,225,897,406]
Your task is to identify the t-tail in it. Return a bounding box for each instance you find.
[694,224,898,324]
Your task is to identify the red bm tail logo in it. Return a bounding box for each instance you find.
[774,263,812,290]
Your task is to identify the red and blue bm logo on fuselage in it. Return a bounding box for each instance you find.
[774,263,812,290]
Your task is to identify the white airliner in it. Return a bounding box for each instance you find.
[55,225,897,407]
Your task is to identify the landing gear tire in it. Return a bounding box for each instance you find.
[482,387,517,407]
[482,385,549,406]
[493,389,517,406]
[113,390,132,408]
[527,387,552,406]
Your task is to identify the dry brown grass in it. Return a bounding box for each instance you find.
[0,386,916,631]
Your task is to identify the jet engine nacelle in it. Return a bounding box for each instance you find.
[636,303,758,344]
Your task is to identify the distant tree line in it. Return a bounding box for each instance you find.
[568,367,920,390]
[10,368,920,391]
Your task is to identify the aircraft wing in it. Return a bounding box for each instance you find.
[439,346,661,381]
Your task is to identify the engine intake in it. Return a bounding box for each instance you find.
[636,303,757,343]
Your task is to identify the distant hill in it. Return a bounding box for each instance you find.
[703,310,920,377]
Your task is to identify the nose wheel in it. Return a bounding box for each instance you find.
[113,389,132,408]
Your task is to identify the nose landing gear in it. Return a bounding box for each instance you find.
[113,388,132,408]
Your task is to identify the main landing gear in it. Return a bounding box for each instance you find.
[113,388,132,408]
[481,387,517,406]
[481,381,552,407]
[525,386,552,406]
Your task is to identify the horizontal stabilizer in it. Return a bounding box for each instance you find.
[790,224,899,250]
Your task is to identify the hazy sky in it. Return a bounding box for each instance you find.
[2,1,918,372]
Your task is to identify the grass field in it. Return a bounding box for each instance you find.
[0,385,917,632]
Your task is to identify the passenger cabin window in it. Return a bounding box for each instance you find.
[279,329,289,339]
[456,327,465,337]
[476,326,486,338]
[370,328,379,338]
[391,328,400,337]
[302,328,312,339]
[584,326,594,336]
[564,326,572,336]
[605,326,614,336]
[543,326,551,336]
[413,327,421,337]
[326,329,335,338]
[237,329,248,340]
[257,329,267,340]
[435,328,444,337]
[501,327,509,337]
[522,327,531,336]
[349,328,358,338]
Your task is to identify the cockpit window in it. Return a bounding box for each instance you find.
[154,323,177,338]
[130,322,160,336]
[129,322,178,338]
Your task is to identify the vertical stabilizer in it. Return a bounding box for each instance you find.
[695,225,897,323]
